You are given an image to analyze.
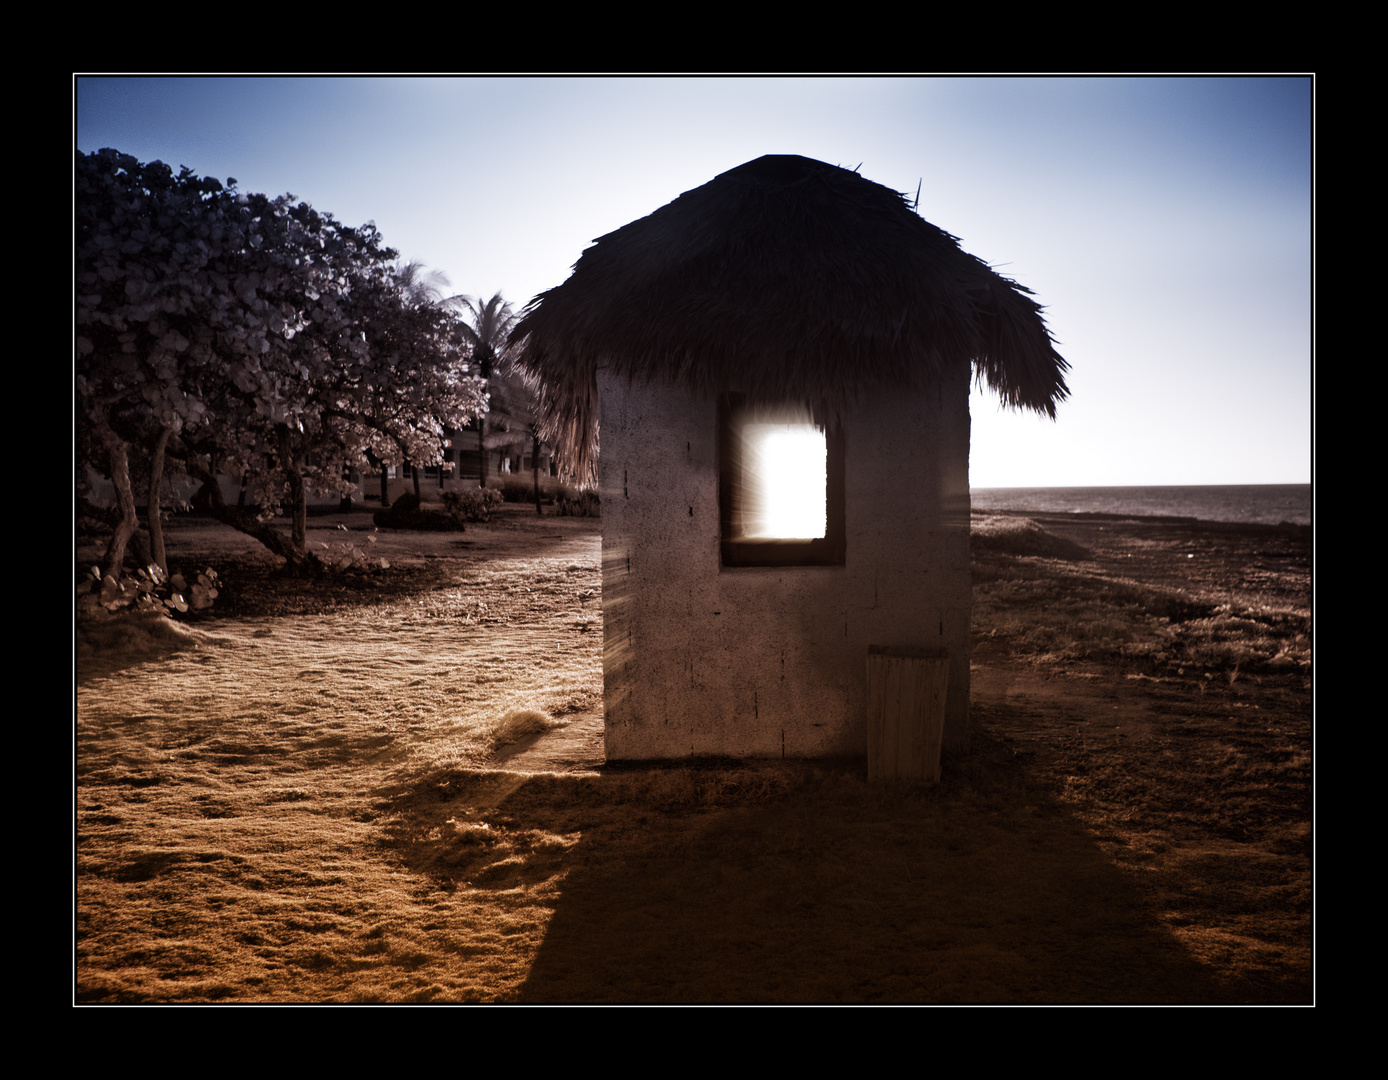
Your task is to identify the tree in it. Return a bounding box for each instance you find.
[447,292,552,513]
[395,259,452,307]
[449,292,519,490]
[76,149,231,579]
[341,262,482,510]
[386,260,457,501]
[488,361,549,515]
[76,149,486,578]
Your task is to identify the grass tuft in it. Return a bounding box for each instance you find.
[489,708,558,749]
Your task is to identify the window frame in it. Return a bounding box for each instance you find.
[718,394,846,568]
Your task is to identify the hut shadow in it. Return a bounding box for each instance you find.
[514,767,1223,1002]
[378,742,1242,1003]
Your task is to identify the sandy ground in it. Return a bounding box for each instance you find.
[494,712,604,773]
[75,503,1311,1003]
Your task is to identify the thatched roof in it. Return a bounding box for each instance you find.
[512,154,1068,481]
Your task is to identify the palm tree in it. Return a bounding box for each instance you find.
[486,358,551,515]
[395,259,452,307]
[449,292,523,492]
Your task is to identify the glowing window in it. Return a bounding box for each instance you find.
[719,396,845,567]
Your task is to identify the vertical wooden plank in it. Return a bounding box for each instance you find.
[887,655,900,777]
[868,647,949,783]
[900,655,922,778]
[922,654,948,784]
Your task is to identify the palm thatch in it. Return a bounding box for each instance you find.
[512,154,1068,481]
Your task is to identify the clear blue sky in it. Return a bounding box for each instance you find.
[75,76,1312,488]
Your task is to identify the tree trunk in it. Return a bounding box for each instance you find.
[532,433,542,516]
[477,419,488,489]
[188,459,325,576]
[279,430,314,576]
[288,476,308,556]
[97,420,140,583]
[411,464,421,499]
[380,465,390,508]
[147,425,173,574]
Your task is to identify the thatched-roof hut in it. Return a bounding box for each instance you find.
[513,154,1067,761]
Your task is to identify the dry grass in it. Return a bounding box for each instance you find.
[75,505,1311,1003]
[968,509,1311,1003]
[971,510,1311,675]
[971,514,1092,561]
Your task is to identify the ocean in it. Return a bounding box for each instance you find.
[969,485,1311,527]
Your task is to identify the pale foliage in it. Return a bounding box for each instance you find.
[76,149,487,567]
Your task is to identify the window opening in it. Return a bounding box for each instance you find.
[719,396,845,567]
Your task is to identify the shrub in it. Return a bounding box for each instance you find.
[499,478,534,503]
[317,531,389,571]
[442,487,504,523]
[77,564,220,620]
[558,488,601,517]
[373,492,462,531]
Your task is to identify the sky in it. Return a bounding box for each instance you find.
[75,76,1312,488]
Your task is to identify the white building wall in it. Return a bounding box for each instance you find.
[599,367,972,761]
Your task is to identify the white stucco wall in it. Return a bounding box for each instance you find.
[599,368,972,760]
